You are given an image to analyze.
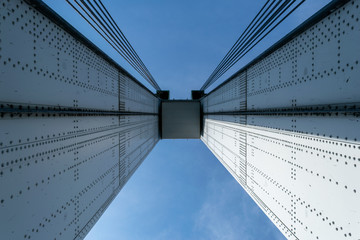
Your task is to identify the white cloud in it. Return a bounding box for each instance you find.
[193,172,286,240]
[194,177,249,240]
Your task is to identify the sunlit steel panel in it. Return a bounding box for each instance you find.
[201,1,360,239]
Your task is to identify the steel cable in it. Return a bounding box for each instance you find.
[201,0,305,90]
[66,0,161,90]
[73,0,149,81]
[210,0,293,83]
[202,0,291,89]
[206,0,286,86]
[79,0,153,83]
[205,0,274,85]
[213,0,305,82]
[95,0,159,89]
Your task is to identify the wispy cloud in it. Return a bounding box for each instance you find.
[193,173,286,240]
[194,177,247,240]
[85,141,286,240]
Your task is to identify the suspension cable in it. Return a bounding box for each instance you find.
[213,0,305,82]
[66,0,161,91]
[201,0,305,91]
[211,0,294,81]
[95,0,158,88]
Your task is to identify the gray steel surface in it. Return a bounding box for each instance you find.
[0,0,159,239]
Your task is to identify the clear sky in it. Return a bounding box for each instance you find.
[43,1,332,239]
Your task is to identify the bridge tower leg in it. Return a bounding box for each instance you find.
[0,0,159,239]
[201,1,360,239]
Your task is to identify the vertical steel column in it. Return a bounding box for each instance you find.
[201,1,360,239]
[0,0,159,239]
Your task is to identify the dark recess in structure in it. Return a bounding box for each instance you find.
[156,90,170,100]
[191,90,205,100]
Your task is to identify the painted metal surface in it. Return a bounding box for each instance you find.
[1,0,360,239]
[0,0,159,239]
[201,1,360,239]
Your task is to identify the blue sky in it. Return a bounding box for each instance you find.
[43,1,332,239]
[85,140,285,240]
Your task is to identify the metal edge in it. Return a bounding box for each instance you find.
[23,0,157,97]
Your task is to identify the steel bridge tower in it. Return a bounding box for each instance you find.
[0,0,359,239]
